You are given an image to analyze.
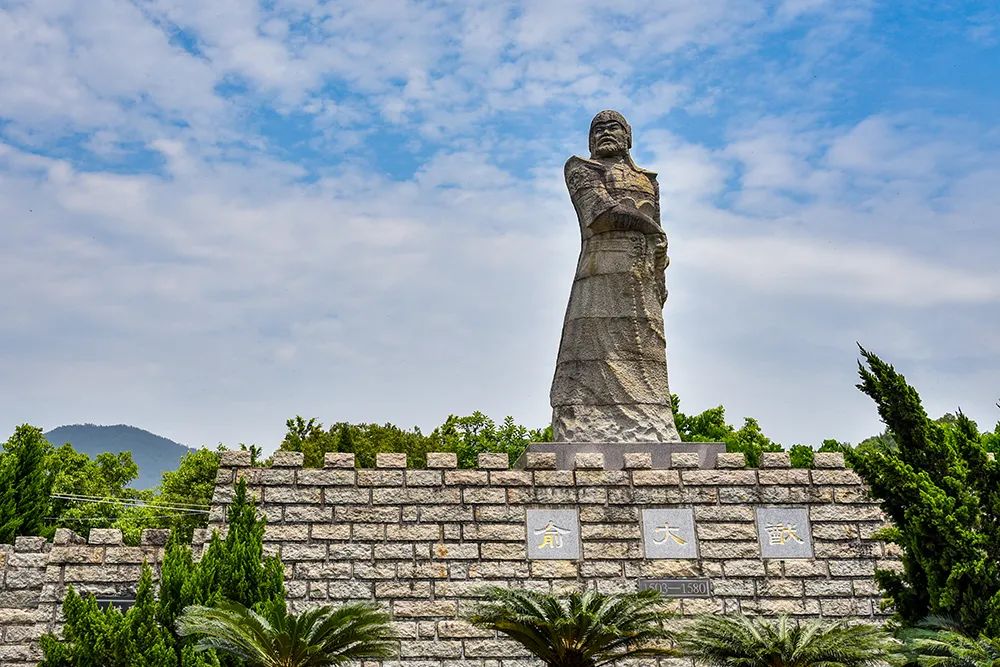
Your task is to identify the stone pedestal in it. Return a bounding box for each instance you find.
[516,441,725,470]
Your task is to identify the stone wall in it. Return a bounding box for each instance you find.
[0,449,897,666]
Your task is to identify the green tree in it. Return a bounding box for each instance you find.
[0,424,55,542]
[677,615,899,667]
[280,417,336,468]
[673,396,782,466]
[901,619,1000,667]
[42,477,281,666]
[152,448,219,540]
[176,601,396,667]
[851,348,1000,635]
[39,564,176,667]
[788,444,814,468]
[468,587,675,667]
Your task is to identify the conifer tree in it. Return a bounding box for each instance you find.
[852,348,1000,635]
[0,424,54,542]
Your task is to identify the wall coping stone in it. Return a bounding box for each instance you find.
[574,452,605,469]
[426,452,458,469]
[376,453,408,468]
[760,452,791,468]
[272,451,304,467]
[87,529,123,545]
[220,450,251,467]
[477,453,509,469]
[523,452,557,470]
[623,452,652,469]
[13,536,47,553]
[324,452,355,468]
[670,452,700,468]
[814,452,846,468]
[716,452,746,468]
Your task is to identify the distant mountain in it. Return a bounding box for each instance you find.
[44,424,191,490]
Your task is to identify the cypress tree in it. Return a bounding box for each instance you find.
[852,348,1000,635]
[0,424,53,542]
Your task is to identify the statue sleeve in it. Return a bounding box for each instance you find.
[564,157,616,229]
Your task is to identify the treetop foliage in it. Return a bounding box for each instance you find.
[851,348,1000,636]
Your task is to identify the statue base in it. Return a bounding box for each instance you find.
[515,441,726,470]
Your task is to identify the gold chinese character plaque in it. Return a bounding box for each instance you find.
[756,507,813,559]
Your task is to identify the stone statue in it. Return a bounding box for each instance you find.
[550,110,680,443]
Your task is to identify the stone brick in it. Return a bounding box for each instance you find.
[280,545,327,561]
[533,470,576,486]
[399,641,463,658]
[490,470,533,486]
[811,469,862,485]
[623,452,652,469]
[426,452,458,468]
[431,543,480,560]
[437,620,493,638]
[760,452,791,468]
[580,505,638,522]
[479,543,526,560]
[374,487,461,505]
[140,529,171,546]
[445,470,489,485]
[463,487,507,504]
[326,488,372,505]
[630,560,702,577]
[575,470,628,486]
[53,528,85,545]
[782,560,829,577]
[464,639,532,658]
[309,524,352,541]
[324,452,355,468]
[757,469,811,485]
[266,486,321,503]
[327,581,374,598]
[478,453,509,469]
[524,452,557,469]
[88,529,123,545]
[813,452,846,468]
[272,451,304,467]
[420,505,474,522]
[811,505,883,521]
[385,524,442,541]
[699,541,759,559]
[393,600,457,617]
[670,452,700,468]
[828,560,876,577]
[804,579,853,596]
[631,470,680,486]
[13,537,46,553]
[405,470,444,486]
[529,560,579,578]
[757,579,804,597]
[581,523,640,540]
[297,469,356,486]
[376,452,408,468]
[283,505,333,522]
[219,449,251,467]
[574,452,604,469]
[336,504,398,521]
[463,524,525,541]
[682,470,757,485]
[722,560,766,577]
[716,452,746,468]
[583,541,641,559]
[357,470,405,486]
[696,522,757,541]
[693,506,754,522]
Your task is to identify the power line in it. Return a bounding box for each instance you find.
[50,494,209,514]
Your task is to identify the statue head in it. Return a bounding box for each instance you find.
[589,110,632,158]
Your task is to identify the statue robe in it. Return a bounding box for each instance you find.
[549,154,680,443]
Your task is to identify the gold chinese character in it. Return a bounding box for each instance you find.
[652,523,687,545]
[534,521,570,549]
[765,522,804,545]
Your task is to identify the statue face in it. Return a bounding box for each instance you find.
[590,120,629,158]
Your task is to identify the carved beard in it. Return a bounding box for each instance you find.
[592,134,628,158]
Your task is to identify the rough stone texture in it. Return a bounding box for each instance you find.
[520,441,725,470]
[550,110,680,443]
[4,451,898,666]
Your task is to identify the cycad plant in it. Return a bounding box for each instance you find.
[467,587,675,667]
[900,618,1000,667]
[176,600,396,667]
[678,615,900,667]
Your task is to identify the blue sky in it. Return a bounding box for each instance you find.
[1,0,998,452]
